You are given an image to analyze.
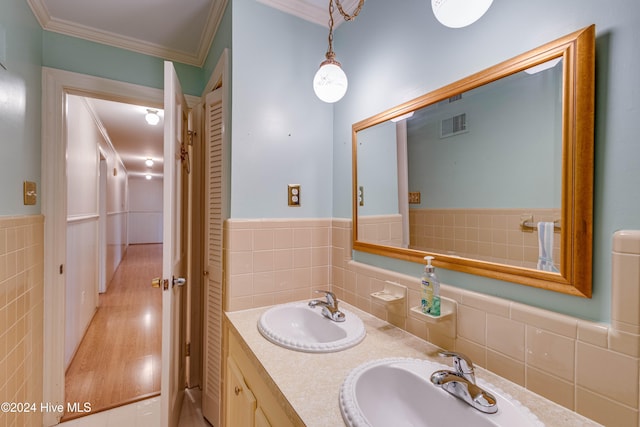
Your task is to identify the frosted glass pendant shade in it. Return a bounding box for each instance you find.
[432,0,493,28]
[313,61,348,103]
[145,109,160,125]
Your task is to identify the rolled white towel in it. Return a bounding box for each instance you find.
[537,222,558,272]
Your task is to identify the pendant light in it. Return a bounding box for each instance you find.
[313,0,364,103]
[432,0,493,28]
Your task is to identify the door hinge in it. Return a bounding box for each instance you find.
[185,342,191,357]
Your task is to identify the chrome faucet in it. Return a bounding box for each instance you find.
[308,290,345,322]
[430,351,498,414]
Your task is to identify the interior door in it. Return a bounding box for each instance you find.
[161,60,189,427]
[202,88,224,426]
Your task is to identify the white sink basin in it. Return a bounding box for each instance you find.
[340,358,543,427]
[257,302,366,352]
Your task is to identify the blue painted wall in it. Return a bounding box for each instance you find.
[357,121,398,215]
[3,0,640,322]
[229,0,333,218]
[407,68,562,208]
[42,32,205,96]
[332,0,640,321]
[202,2,232,84]
[0,0,42,216]
[0,0,231,216]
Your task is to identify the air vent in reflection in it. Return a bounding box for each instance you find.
[440,113,467,138]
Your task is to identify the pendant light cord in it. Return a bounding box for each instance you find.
[335,0,364,21]
[326,0,365,60]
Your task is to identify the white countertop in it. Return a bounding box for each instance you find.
[225,302,601,427]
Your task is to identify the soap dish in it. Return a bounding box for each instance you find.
[371,281,406,304]
[370,291,403,303]
[371,281,407,316]
[409,297,455,323]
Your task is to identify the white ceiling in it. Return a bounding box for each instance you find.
[26,0,354,65]
[27,0,358,178]
[86,98,165,179]
[27,0,226,66]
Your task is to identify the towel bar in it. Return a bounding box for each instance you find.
[520,218,561,232]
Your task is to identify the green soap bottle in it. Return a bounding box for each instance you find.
[420,255,441,316]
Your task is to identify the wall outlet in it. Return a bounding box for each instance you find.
[408,192,421,204]
[358,186,364,206]
[288,184,300,207]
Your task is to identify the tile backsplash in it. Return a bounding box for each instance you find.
[5,213,632,426]
[224,219,331,311]
[356,214,403,247]
[225,218,640,427]
[0,215,44,427]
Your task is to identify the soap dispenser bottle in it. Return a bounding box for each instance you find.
[421,256,441,316]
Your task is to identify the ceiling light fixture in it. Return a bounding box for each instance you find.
[145,174,152,180]
[145,109,160,126]
[313,0,364,103]
[145,158,154,167]
[431,0,493,28]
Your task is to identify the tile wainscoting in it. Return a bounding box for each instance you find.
[225,217,640,427]
[409,207,561,269]
[356,213,403,248]
[224,219,332,312]
[0,215,45,427]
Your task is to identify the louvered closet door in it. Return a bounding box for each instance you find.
[202,88,224,426]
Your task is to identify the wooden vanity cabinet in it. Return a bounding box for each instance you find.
[225,356,257,427]
[224,326,297,427]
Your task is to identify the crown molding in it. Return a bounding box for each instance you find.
[25,0,51,28]
[26,0,227,66]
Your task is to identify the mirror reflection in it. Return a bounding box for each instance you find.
[357,58,563,270]
[352,25,595,297]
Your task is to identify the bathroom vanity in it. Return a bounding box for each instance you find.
[225,329,300,427]
[223,302,601,427]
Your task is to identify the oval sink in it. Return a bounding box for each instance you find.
[257,302,366,352]
[340,358,543,427]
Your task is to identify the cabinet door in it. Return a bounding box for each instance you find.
[226,357,256,427]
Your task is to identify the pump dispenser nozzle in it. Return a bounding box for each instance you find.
[424,255,435,273]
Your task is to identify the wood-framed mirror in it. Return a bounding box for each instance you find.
[352,25,595,297]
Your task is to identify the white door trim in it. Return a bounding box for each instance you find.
[41,67,164,426]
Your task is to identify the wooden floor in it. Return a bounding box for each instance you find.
[64,244,163,420]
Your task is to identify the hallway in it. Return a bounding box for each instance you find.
[64,244,163,420]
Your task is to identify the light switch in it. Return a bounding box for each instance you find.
[23,181,37,205]
[408,192,421,204]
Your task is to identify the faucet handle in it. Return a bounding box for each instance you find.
[439,351,475,382]
[314,290,337,306]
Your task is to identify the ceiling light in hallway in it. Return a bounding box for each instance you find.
[145,109,160,125]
